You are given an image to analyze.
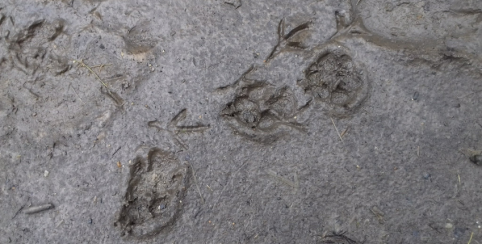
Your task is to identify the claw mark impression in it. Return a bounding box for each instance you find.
[148,109,210,150]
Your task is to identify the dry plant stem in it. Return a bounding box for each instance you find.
[331,117,343,142]
[90,63,112,73]
[74,59,109,88]
[340,127,349,138]
[25,203,54,214]
[467,232,473,244]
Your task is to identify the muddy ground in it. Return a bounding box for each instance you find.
[1,0,482,243]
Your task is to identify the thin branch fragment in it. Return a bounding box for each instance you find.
[25,203,54,214]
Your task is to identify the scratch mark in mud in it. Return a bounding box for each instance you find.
[265,19,311,62]
[224,0,242,9]
[148,109,210,150]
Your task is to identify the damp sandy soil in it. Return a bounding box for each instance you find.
[1,0,482,243]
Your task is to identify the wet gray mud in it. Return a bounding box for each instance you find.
[1,0,482,243]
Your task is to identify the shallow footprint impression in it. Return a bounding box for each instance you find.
[298,45,369,118]
[115,148,190,239]
[219,68,307,144]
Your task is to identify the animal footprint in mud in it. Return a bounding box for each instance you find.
[115,148,190,239]
[297,45,369,117]
[265,19,311,62]
[148,109,210,150]
[219,67,307,144]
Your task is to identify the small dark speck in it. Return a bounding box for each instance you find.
[100,44,105,49]
[423,172,431,180]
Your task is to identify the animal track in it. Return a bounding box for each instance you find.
[219,67,307,144]
[2,17,70,76]
[115,148,190,239]
[297,45,369,117]
[148,109,210,150]
[265,19,311,62]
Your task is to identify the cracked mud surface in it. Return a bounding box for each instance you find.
[1,0,482,243]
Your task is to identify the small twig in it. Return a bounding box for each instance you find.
[112,146,121,157]
[73,59,109,89]
[331,117,343,142]
[25,203,54,214]
[90,63,112,73]
[468,232,474,244]
[12,205,25,219]
[340,127,350,138]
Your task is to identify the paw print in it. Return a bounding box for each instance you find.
[115,148,190,239]
[298,45,369,117]
[219,67,306,144]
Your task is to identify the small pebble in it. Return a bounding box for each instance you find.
[44,170,49,177]
[423,172,431,180]
[445,223,453,229]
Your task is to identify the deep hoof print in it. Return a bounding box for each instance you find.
[298,45,369,117]
[115,148,190,239]
[219,69,306,144]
